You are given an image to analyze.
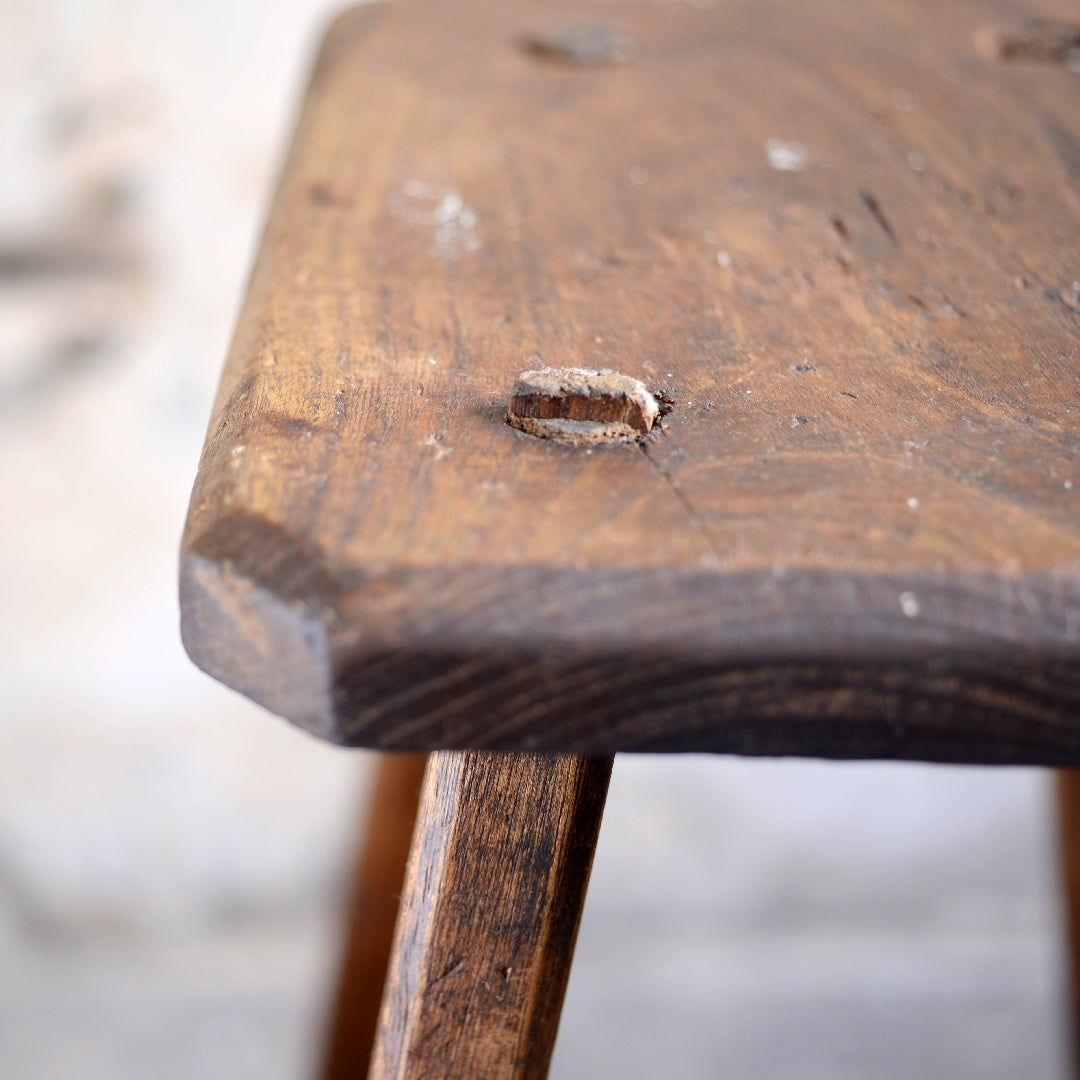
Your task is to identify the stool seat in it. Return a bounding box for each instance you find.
[180,0,1080,761]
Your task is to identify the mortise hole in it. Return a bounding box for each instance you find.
[520,24,638,67]
[506,367,663,445]
[975,18,1080,66]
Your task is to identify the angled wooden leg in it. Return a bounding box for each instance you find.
[370,751,612,1080]
[321,753,428,1080]
[1058,770,1080,1079]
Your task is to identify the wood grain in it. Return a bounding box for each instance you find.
[369,751,611,1079]
[321,753,427,1080]
[180,0,1080,757]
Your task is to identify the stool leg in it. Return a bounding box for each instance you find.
[370,751,613,1080]
[1058,770,1080,1078]
[321,753,428,1080]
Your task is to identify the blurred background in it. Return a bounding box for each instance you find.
[0,0,1068,1077]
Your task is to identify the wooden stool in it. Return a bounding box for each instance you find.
[179,0,1080,1075]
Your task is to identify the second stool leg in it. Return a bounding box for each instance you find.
[1058,769,1080,1079]
[321,752,428,1080]
[370,750,613,1080]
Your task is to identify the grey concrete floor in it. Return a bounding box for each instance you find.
[0,757,1066,1079]
[0,1,1071,1077]
[553,757,1065,1080]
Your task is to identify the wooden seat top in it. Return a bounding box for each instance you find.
[180,0,1080,761]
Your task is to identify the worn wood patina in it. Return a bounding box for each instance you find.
[181,0,1080,759]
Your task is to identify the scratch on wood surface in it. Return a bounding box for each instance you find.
[637,441,722,567]
[427,957,465,989]
[860,191,897,244]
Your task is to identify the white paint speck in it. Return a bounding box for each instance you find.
[421,433,452,461]
[397,181,480,259]
[628,166,649,185]
[765,138,809,172]
[428,356,438,366]
[1066,481,1074,490]
[907,151,926,171]
[716,251,731,267]
[890,88,915,112]
[899,591,920,618]
[906,497,919,509]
